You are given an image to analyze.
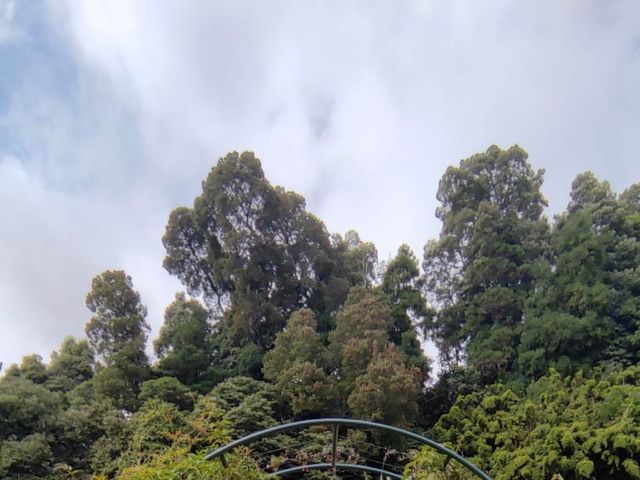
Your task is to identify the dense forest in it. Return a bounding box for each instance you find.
[1,146,638,479]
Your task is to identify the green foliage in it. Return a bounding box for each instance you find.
[118,450,266,480]
[91,365,138,413]
[0,433,52,479]
[420,365,482,428]
[380,245,432,380]
[116,393,263,480]
[273,361,336,417]
[348,345,420,428]
[404,448,474,480]
[139,377,195,410]
[519,173,640,378]
[0,376,60,440]
[424,145,549,381]
[85,270,150,410]
[381,245,428,342]
[263,309,336,416]
[125,400,186,465]
[50,402,107,475]
[85,270,149,363]
[263,309,326,378]
[162,151,350,358]
[517,311,603,378]
[154,293,217,392]
[46,337,93,392]
[430,367,640,480]
[328,288,393,387]
[16,355,48,385]
[186,395,230,452]
[66,379,96,408]
[3,147,640,480]
[0,372,128,478]
[88,403,132,477]
[208,377,279,437]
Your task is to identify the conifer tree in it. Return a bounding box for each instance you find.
[85,270,150,410]
[424,145,549,381]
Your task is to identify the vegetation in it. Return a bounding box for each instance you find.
[1,147,638,479]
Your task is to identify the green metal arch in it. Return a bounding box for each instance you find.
[271,462,403,479]
[205,418,492,479]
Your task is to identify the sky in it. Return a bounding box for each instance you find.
[1,0,639,369]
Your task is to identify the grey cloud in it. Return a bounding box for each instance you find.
[1,0,640,366]
[0,156,182,367]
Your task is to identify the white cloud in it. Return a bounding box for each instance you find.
[0,0,22,44]
[1,0,640,367]
[61,0,640,244]
[0,156,182,367]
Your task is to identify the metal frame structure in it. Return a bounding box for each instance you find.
[273,462,403,479]
[205,418,493,479]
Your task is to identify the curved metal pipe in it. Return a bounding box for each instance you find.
[267,462,403,479]
[205,418,492,480]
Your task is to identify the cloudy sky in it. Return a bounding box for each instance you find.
[1,0,639,368]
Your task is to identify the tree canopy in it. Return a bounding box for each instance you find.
[2,146,639,480]
[162,152,351,356]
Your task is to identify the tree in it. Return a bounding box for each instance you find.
[90,389,264,479]
[0,376,61,478]
[518,173,640,378]
[262,309,326,380]
[85,270,150,410]
[329,288,393,355]
[4,354,48,385]
[347,345,421,428]
[88,402,132,477]
[328,288,393,397]
[423,145,549,381]
[0,433,53,479]
[272,361,336,417]
[381,245,427,342]
[51,400,113,476]
[614,182,640,363]
[124,399,186,466]
[419,365,482,428]
[517,204,613,377]
[380,245,432,379]
[117,398,263,480]
[428,367,640,480]
[139,377,195,411]
[333,230,378,287]
[208,376,280,437]
[155,292,217,391]
[602,180,640,366]
[162,151,350,363]
[263,309,335,416]
[46,336,94,392]
[0,376,60,442]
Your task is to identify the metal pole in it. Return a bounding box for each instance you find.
[331,424,339,477]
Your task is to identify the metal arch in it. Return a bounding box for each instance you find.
[205,417,493,480]
[269,462,403,479]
